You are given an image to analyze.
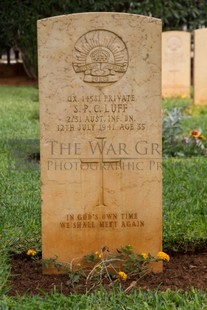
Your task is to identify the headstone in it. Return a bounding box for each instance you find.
[38,13,162,274]
[194,28,207,105]
[162,31,191,98]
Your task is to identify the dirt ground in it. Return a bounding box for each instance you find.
[0,76,37,87]
[9,252,207,296]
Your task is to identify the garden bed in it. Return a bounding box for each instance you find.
[9,251,207,295]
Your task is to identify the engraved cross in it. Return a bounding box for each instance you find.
[81,137,121,207]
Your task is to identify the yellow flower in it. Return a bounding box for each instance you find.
[26,249,37,256]
[95,251,102,259]
[118,271,127,281]
[157,251,170,262]
[180,95,187,99]
[198,134,205,140]
[141,252,148,260]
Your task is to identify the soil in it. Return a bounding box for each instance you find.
[9,252,207,296]
[0,76,37,87]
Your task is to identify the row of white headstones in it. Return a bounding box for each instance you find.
[162,29,207,105]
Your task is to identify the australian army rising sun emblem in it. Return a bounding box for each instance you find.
[72,30,128,87]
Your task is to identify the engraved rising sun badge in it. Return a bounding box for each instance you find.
[73,30,128,87]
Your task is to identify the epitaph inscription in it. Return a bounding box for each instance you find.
[60,212,145,229]
[38,13,162,274]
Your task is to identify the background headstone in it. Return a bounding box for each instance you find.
[194,28,207,105]
[38,13,162,273]
[162,31,191,98]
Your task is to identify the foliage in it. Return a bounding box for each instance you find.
[84,245,168,291]
[162,107,185,157]
[42,245,169,293]
[162,107,207,157]
[0,0,131,78]
[130,0,207,30]
[180,129,207,157]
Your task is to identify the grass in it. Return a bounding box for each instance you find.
[163,157,207,251]
[1,289,207,309]
[0,86,40,254]
[0,86,39,150]
[162,97,207,250]
[0,86,207,307]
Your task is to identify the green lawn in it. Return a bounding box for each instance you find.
[0,86,207,308]
[1,289,207,309]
